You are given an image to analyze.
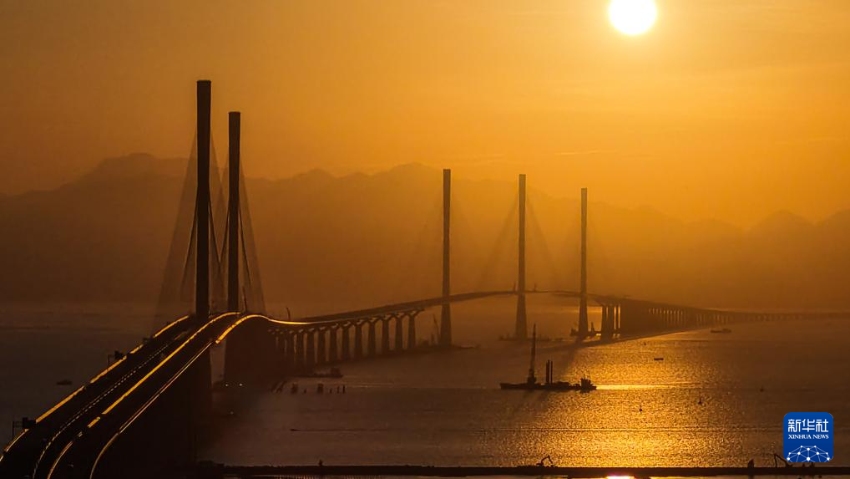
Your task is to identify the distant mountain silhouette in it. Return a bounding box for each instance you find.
[1,154,848,314]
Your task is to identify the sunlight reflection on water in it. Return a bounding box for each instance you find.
[203,299,850,467]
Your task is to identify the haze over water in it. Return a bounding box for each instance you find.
[202,297,850,467]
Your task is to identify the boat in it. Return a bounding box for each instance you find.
[653,357,664,361]
[55,379,72,386]
[499,325,597,392]
[710,328,732,334]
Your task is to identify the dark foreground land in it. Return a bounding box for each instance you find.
[196,464,850,478]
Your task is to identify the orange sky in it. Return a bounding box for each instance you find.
[1,0,848,226]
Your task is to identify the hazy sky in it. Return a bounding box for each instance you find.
[1,0,848,226]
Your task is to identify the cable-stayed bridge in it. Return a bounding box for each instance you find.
[0,81,844,479]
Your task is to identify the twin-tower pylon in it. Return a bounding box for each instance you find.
[511,178,589,340]
[193,80,257,322]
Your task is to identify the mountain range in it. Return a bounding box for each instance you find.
[1,153,848,315]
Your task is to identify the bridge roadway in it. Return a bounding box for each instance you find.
[0,315,193,479]
[3,291,845,478]
[0,291,517,479]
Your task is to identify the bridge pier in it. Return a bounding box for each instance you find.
[305,330,316,369]
[294,331,305,371]
[367,321,377,357]
[394,314,403,352]
[317,329,327,365]
[354,323,364,358]
[601,304,613,340]
[224,320,275,386]
[407,314,416,349]
[329,328,339,363]
[342,326,351,361]
[614,304,620,333]
[284,332,295,372]
[381,319,391,355]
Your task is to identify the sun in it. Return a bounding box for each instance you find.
[608,0,658,36]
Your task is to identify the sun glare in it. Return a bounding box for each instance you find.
[608,0,658,36]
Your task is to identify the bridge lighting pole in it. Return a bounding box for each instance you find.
[578,187,589,337]
[227,112,241,312]
[195,80,211,322]
[515,174,528,340]
[439,169,452,348]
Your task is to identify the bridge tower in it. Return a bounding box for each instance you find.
[578,187,589,338]
[195,80,211,323]
[222,110,276,385]
[515,174,528,340]
[227,111,241,312]
[439,169,452,348]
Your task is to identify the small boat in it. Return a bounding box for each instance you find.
[653,357,664,361]
[56,379,72,386]
[710,328,732,334]
[499,325,597,392]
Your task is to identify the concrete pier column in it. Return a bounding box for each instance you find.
[601,304,613,339]
[407,313,417,349]
[381,319,391,355]
[354,323,364,358]
[619,303,629,335]
[283,331,295,372]
[305,331,315,369]
[367,321,377,357]
[615,305,620,332]
[317,329,327,365]
[329,328,339,363]
[294,331,304,371]
[342,326,351,361]
[394,315,403,352]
